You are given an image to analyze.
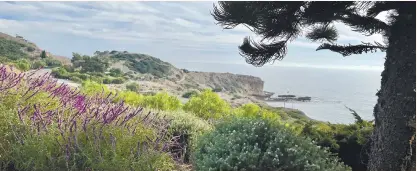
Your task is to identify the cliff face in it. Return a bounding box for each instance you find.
[185,71,264,95]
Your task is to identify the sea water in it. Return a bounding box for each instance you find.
[177,62,381,124]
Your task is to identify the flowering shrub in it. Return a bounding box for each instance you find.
[192,118,351,171]
[233,103,281,123]
[0,65,178,171]
[183,89,231,119]
[143,92,182,111]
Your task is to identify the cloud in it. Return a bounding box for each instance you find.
[0,2,384,71]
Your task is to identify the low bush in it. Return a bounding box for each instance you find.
[31,60,47,69]
[69,76,82,83]
[143,92,182,111]
[15,59,30,71]
[102,77,112,84]
[301,110,373,171]
[80,80,112,96]
[126,82,140,92]
[43,58,62,67]
[233,103,281,124]
[183,89,231,119]
[109,68,123,77]
[193,118,351,171]
[111,77,125,84]
[181,90,199,98]
[115,90,145,107]
[153,110,213,163]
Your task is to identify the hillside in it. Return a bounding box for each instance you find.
[0,32,267,106]
[0,32,71,65]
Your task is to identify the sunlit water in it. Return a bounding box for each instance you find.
[176,62,381,124]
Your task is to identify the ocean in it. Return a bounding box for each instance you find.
[176,62,382,124]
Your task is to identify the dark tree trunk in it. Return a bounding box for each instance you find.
[368,6,416,171]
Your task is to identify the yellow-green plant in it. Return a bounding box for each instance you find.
[233,103,281,124]
[183,89,231,119]
[116,90,145,106]
[143,92,182,111]
[80,80,112,96]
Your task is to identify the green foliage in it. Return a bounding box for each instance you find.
[69,76,82,83]
[51,67,69,79]
[126,82,140,92]
[40,50,47,59]
[143,92,182,111]
[71,53,109,73]
[181,90,199,98]
[80,80,112,96]
[43,58,62,67]
[211,87,222,92]
[156,109,213,163]
[109,68,123,77]
[193,118,351,171]
[111,77,125,84]
[301,119,373,170]
[115,90,145,107]
[26,46,35,52]
[110,53,171,78]
[15,59,30,71]
[31,60,47,69]
[183,89,231,119]
[0,38,29,60]
[233,103,281,124]
[103,77,112,84]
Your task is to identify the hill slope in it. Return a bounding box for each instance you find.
[0,32,71,65]
[94,50,265,96]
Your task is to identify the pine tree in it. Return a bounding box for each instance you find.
[211,2,415,171]
[40,50,47,59]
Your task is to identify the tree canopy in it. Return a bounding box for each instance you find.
[211,1,412,66]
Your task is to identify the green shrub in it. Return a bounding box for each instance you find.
[15,59,30,71]
[233,103,281,124]
[26,46,36,52]
[301,112,374,171]
[143,92,182,111]
[109,68,123,77]
[181,90,199,98]
[183,89,231,119]
[90,76,103,84]
[111,78,125,84]
[212,87,222,92]
[69,76,82,83]
[72,72,89,80]
[193,118,351,171]
[0,39,29,60]
[103,77,112,84]
[62,65,74,72]
[155,110,213,163]
[81,80,112,96]
[115,90,145,106]
[51,67,69,79]
[43,58,62,67]
[31,60,47,69]
[126,82,140,92]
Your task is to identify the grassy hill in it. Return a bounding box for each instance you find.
[0,32,71,66]
[95,50,179,79]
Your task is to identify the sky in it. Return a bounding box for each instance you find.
[0,1,387,72]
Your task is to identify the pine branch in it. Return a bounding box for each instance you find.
[211,2,258,29]
[238,37,287,67]
[316,42,387,56]
[305,24,338,42]
[366,2,395,17]
[345,106,364,124]
[340,13,389,36]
